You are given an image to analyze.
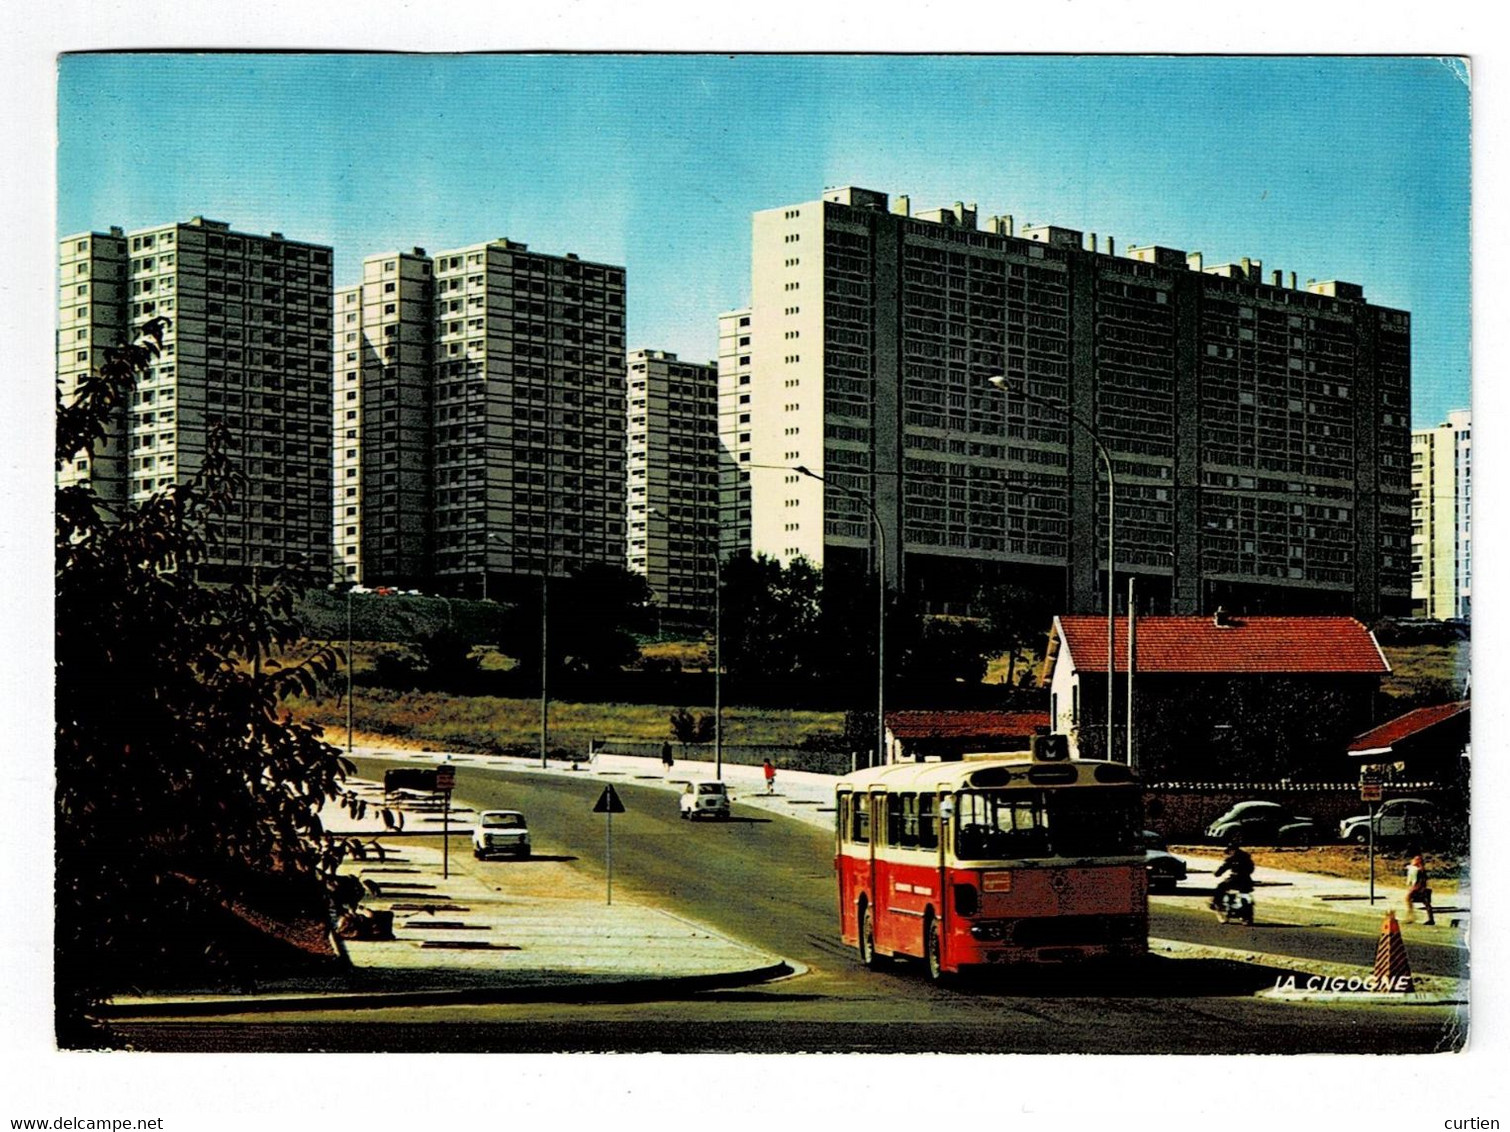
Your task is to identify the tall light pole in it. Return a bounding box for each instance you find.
[540,500,551,770]
[713,544,723,779]
[987,376,1117,763]
[345,586,354,756]
[794,465,886,767]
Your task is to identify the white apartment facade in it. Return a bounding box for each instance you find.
[334,249,434,585]
[1411,409,1471,619]
[716,308,755,560]
[626,349,720,616]
[59,217,335,581]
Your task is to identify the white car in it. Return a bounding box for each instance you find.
[680,781,731,820]
[472,810,531,859]
[1338,798,1446,846]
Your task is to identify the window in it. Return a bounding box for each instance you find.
[842,791,870,844]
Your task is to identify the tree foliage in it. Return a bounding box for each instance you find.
[498,561,653,679]
[669,706,716,750]
[719,553,825,685]
[55,320,359,1042]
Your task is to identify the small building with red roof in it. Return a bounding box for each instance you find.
[1348,700,1469,784]
[1043,610,1391,778]
[883,709,1051,763]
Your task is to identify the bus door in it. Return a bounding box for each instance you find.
[867,789,882,909]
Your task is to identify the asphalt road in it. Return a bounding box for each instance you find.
[111,761,1467,1054]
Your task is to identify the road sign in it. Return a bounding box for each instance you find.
[1360,782,1383,803]
[435,764,456,791]
[593,784,626,813]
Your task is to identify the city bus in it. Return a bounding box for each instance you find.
[835,746,1146,980]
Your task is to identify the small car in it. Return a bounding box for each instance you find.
[680,780,731,820]
[1140,830,1188,893]
[472,810,531,859]
[1205,800,1317,846]
[1338,797,1447,846]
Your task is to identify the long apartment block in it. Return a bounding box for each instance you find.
[335,239,628,595]
[59,218,335,581]
[739,186,1412,619]
[626,348,719,616]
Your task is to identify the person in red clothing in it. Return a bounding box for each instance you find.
[1404,851,1436,925]
[762,759,776,794]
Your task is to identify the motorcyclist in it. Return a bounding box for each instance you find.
[1210,839,1256,912]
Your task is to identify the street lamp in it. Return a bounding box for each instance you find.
[794,465,886,767]
[987,376,1117,763]
[345,585,354,755]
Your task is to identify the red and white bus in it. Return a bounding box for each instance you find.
[835,749,1146,979]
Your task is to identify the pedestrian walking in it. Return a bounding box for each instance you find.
[1404,851,1436,925]
[763,758,776,795]
[661,741,674,776]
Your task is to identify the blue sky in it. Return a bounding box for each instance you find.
[58,53,1470,426]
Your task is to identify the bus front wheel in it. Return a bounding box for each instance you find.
[858,901,885,969]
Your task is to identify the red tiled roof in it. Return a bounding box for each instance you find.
[1348,701,1470,754]
[1053,615,1390,675]
[885,710,1050,740]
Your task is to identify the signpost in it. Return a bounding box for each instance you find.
[592,784,626,905]
[1361,771,1383,903]
[436,764,456,879]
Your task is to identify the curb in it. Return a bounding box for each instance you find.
[97,959,796,1018]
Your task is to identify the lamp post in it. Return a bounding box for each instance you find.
[713,543,723,779]
[345,585,354,756]
[794,464,886,767]
[987,376,1117,763]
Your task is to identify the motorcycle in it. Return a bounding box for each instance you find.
[1213,888,1255,925]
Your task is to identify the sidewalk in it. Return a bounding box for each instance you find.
[102,771,790,1017]
[1162,848,1470,938]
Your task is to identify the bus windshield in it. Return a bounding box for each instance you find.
[953,788,1140,859]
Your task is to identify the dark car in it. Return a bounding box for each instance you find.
[1205,800,1317,846]
[1140,830,1188,893]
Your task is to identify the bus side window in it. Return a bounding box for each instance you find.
[852,792,870,844]
[919,793,938,850]
[900,793,919,849]
[871,793,887,846]
[836,790,850,841]
[888,792,918,848]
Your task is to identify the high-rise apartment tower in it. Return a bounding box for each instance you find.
[717,308,755,562]
[1411,409,1470,620]
[335,239,628,595]
[59,218,335,580]
[625,348,720,616]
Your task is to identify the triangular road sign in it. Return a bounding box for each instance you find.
[592,784,626,814]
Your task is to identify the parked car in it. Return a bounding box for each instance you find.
[1338,798,1447,846]
[472,810,531,859]
[1140,830,1188,892]
[680,780,731,820]
[1205,800,1317,846]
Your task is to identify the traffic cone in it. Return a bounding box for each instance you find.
[1373,909,1414,993]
